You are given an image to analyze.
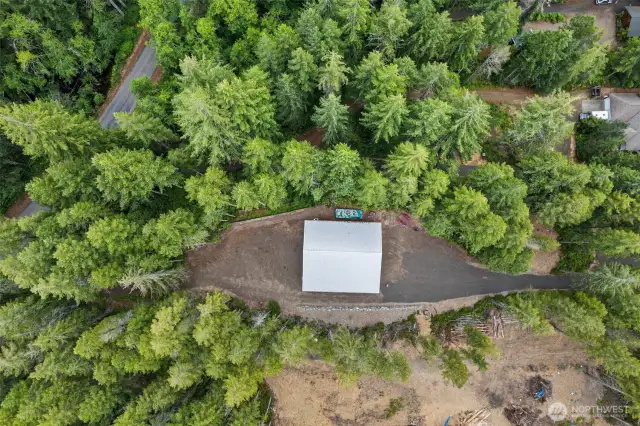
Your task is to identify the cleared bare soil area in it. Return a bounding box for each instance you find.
[267,329,607,426]
[187,208,571,324]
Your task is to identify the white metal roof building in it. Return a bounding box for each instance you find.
[302,220,382,293]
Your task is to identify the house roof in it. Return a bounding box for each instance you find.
[627,7,640,36]
[609,93,640,151]
[626,6,640,18]
[302,220,382,293]
[581,99,609,114]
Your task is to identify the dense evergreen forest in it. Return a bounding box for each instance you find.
[0,0,140,211]
[1,0,640,423]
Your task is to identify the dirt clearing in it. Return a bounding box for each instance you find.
[529,222,561,275]
[186,208,571,326]
[267,328,607,426]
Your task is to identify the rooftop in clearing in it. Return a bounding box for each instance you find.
[302,220,382,294]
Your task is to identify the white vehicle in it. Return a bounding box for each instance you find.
[595,0,617,5]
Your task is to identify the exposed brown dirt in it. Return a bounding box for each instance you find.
[187,208,571,326]
[529,222,560,276]
[462,152,488,167]
[297,128,326,146]
[268,327,607,426]
[186,207,386,309]
[151,65,163,83]
[472,88,536,106]
[3,193,31,218]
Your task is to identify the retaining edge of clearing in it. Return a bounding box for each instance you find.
[230,206,329,230]
[299,304,423,311]
[297,289,548,314]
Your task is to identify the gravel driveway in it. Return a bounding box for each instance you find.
[381,225,571,303]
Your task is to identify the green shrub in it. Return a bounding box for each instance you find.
[529,235,560,252]
[419,336,443,363]
[266,300,281,317]
[385,398,405,418]
[530,12,565,23]
[479,248,534,275]
[553,243,595,273]
[109,27,142,87]
[616,12,629,42]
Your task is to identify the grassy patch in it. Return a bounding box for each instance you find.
[385,397,405,418]
[530,12,565,23]
[553,244,594,274]
[109,26,143,87]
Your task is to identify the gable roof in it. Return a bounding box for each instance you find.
[626,6,640,18]
[302,220,382,293]
[627,7,640,37]
[609,93,640,151]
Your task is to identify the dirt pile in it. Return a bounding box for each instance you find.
[526,375,553,403]
[503,405,542,426]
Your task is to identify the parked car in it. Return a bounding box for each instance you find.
[334,208,363,220]
[595,0,617,5]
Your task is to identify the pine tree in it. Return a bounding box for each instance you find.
[276,74,309,130]
[449,16,485,74]
[92,148,180,209]
[483,2,520,47]
[0,100,103,160]
[273,327,314,365]
[508,92,575,156]
[361,94,408,143]
[322,143,362,201]
[252,173,288,210]
[406,0,453,62]
[368,0,411,59]
[437,92,490,160]
[288,47,318,95]
[233,181,261,211]
[242,138,278,176]
[184,167,232,218]
[173,60,278,165]
[411,62,460,99]
[26,159,98,207]
[385,142,432,179]
[335,0,372,52]
[590,229,640,258]
[507,294,554,335]
[114,110,176,147]
[143,209,207,259]
[608,37,640,86]
[388,175,419,208]
[118,268,188,297]
[439,349,469,388]
[280,140,323,198]
[317,52,350,95]
[358,169,389,209]
[403,99,452,144]
[255,24,301,77]
[312,94,350,145]
[444,186,506,253]
[354,54,407,103]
